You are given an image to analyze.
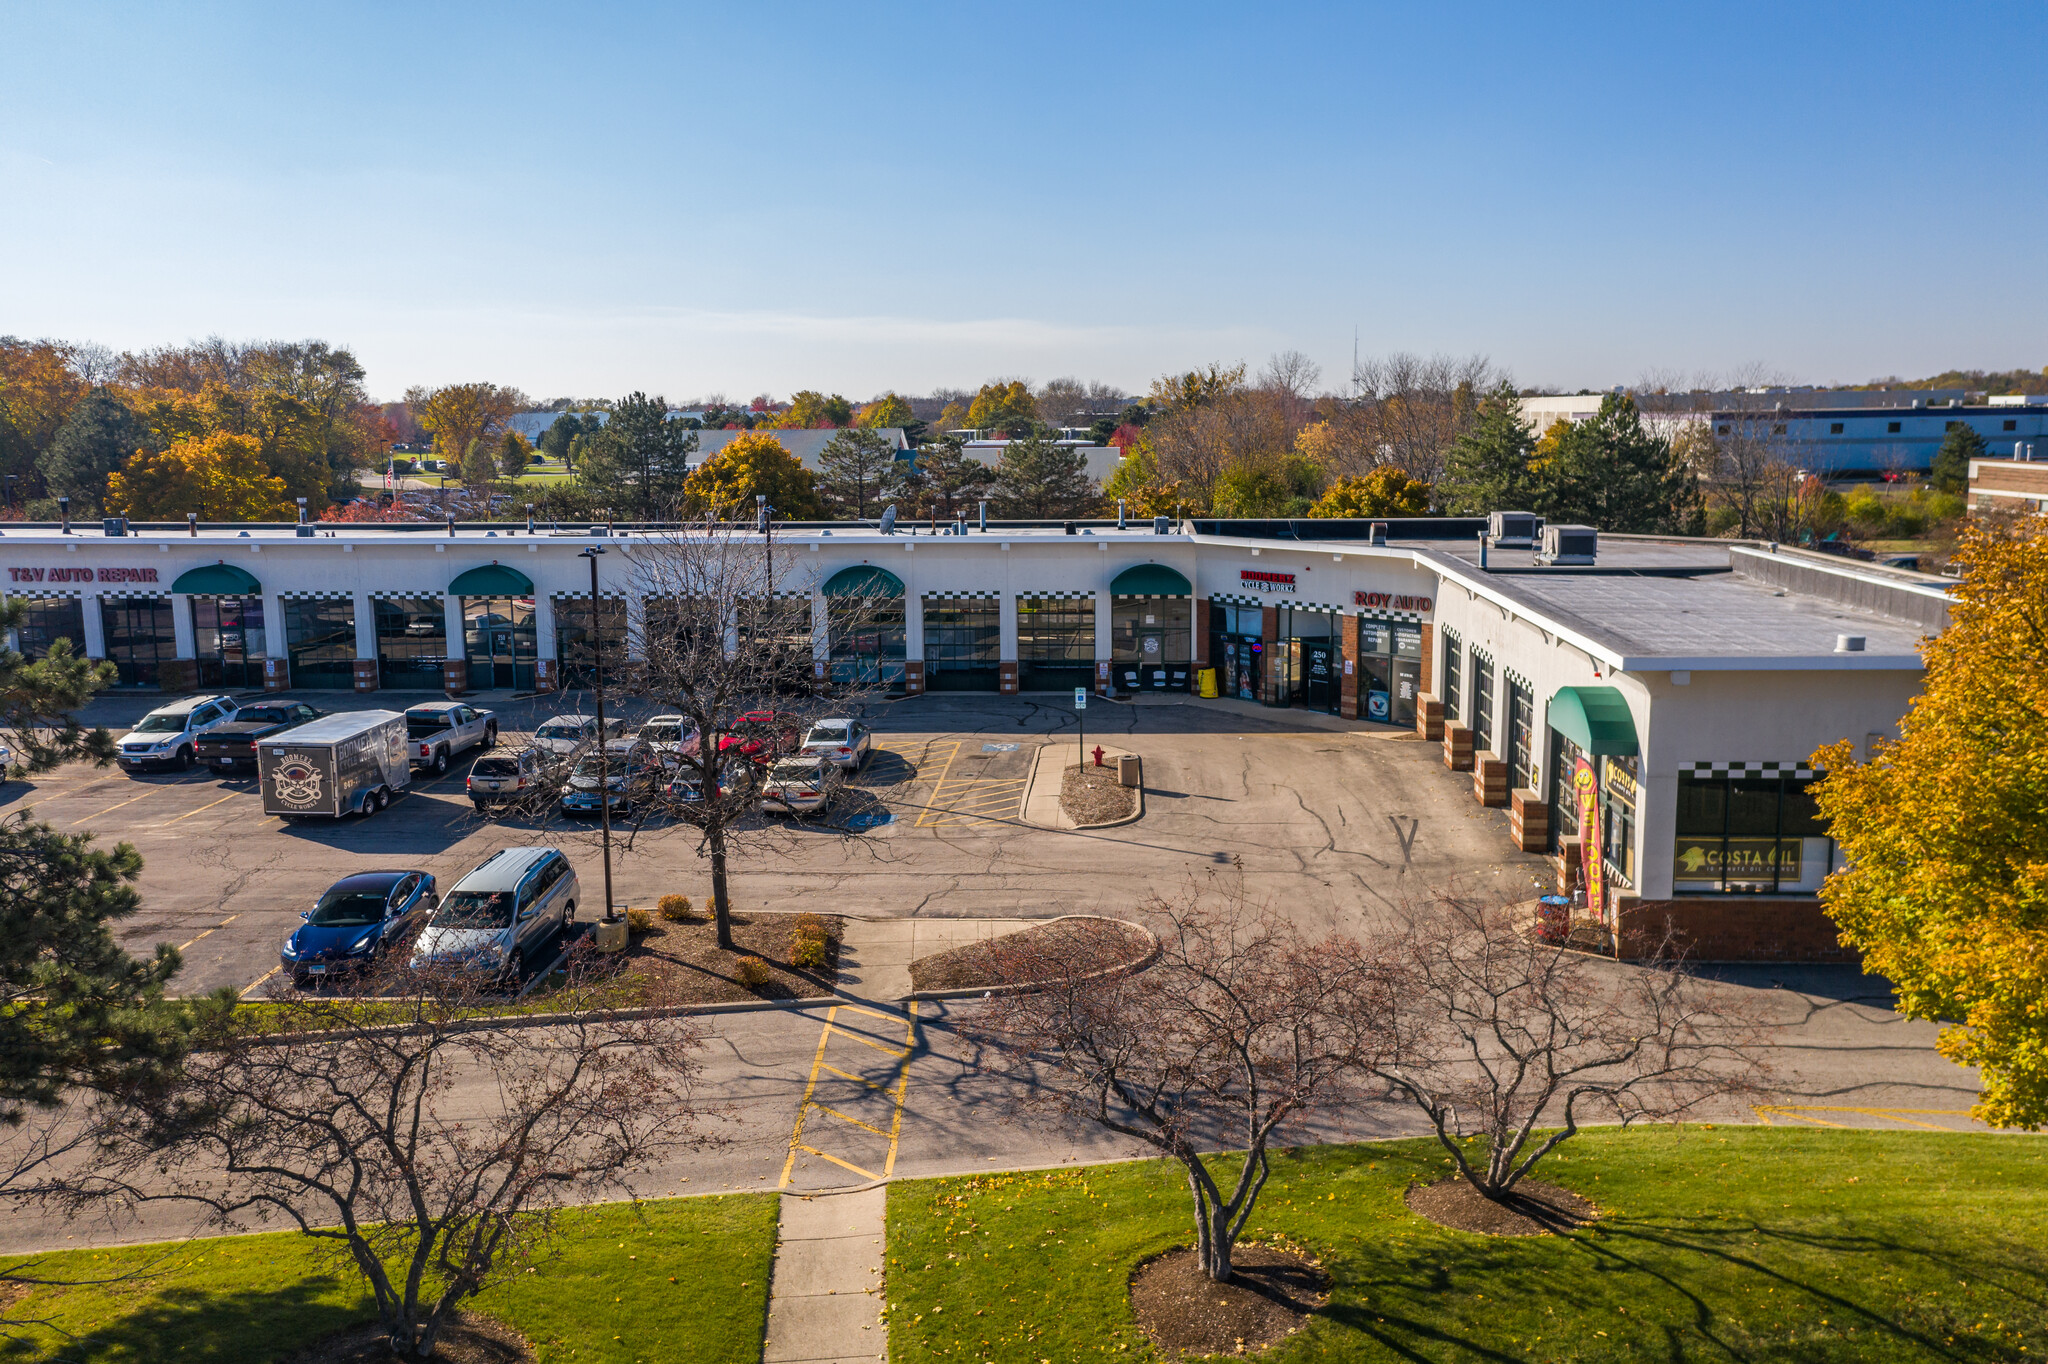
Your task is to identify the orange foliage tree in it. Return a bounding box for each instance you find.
[106,432,292,521]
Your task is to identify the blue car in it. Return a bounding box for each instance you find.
[282,870,438,986]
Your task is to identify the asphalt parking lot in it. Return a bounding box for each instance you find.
[16,688,1546,999]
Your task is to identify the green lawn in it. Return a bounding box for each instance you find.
[886,1128,2048,1361]
[0,1193,777,1363]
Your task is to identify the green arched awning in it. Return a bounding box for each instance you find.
[1110,563,1191,596]
[171,563,261,596]
[1548,686,1639,757]
[449,564,535,596]
[824,566,905,598]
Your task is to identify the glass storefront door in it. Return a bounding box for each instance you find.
[192,595,266,690]
[1208,602,1263,702]
[283,598,357,690]
[102,597,175,688]
[922,598,1000,691]
[1358,620,1423,725]
[466,596,538,691]
[1111,595,1191,691]
[828,596,907,688]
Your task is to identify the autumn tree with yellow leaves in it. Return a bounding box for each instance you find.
[1812,517,2048,1129]
[106,431,293,521]
[680,432,824,520]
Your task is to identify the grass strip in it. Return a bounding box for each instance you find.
[0,1193,776,1363]
[885,1127,2048,1361]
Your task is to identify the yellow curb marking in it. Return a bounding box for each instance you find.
[1752,1105,1977,1131]
[780,1001,919,1189]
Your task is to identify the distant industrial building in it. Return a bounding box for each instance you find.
[1521,390,2048,476]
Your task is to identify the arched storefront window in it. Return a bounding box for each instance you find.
[824,566,905,689]
[1109,564,1192,691]
[451,565,538,692]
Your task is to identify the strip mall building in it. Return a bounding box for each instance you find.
[3,517,1947,962]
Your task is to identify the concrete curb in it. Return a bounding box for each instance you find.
[1021,744,1145,831]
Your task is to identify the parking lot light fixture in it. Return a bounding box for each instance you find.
[580,544,616,923]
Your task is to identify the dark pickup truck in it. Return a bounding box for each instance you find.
[195,702,325,773]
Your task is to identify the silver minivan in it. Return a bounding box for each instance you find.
[408,846,579,983]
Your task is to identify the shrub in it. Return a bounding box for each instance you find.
[790,930,828,970]
[658,894,696,922]
[736,956,772,989]
[793,912,828,937]
[626,907,654,934]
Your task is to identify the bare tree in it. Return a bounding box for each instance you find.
[1368,892,1769,1203]
[1347,352,1499,484]
[1256,350,1322,402]
[956,873,1385,1282]
[69,949,712,1361]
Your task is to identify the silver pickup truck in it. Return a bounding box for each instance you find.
[403,701,498,774]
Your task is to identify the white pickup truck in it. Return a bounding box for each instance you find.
[403,702,498,774]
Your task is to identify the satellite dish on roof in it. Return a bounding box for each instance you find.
[879,505,898,535]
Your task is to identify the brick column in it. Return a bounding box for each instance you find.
[353,659,380,692]
[263,656,291,691]
[1339,613,1361,719]
[1418,622,1435,694]
[902,659,925,695]
[442,658,468,694]
[1194,599,1213,668]
[998,661,1018,694]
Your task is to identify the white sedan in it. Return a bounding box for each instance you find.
[759,756,845,816]
[800,718,873,771]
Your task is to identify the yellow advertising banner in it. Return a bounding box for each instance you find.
[1573,757,1604,919]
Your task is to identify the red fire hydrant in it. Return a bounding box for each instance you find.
[1091,745,1107,767]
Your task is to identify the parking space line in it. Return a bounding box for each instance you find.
[241,966,281,998]
[792,1145,878,1180]
[68,789,163,826]
[819,1105,893,1139]
[1752,1104,1976,1130]
[176,914,239,953]
[151,792,241,827]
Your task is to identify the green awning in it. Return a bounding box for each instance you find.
[1110,563,1191,596]
[449,564,535,596]
[823,566,904,598]
[1548,685,1639,757]
[171,563,261,596]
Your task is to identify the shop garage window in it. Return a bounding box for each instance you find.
[13,596,85,661]
[1471,659,1495,753]
[1440,629,1461,722]
[1673,771,1835,895]
[284,598,356,691]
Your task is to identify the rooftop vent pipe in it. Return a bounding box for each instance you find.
[1117,499,1127,530]
[295,498,313,537]
[1153,515,1169,535]
[187,512,198,538]
[58,497,70,535]
[978,500,988,532]
[1835,634,1867,653]
[446,512,456,537]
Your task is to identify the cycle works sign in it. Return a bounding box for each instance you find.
[1240,570,1296,593]
[1674,838,1802,881]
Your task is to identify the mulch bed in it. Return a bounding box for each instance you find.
[1404,1177,1598,1236]
[1128,1242,1329,1359]
[1059,762,1138,825]
[284,1310,531,1363]
[907,917,1152,992]
[612,912,843,1004]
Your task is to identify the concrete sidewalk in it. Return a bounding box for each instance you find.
[763,1186,889,1364]
[1021,742,1136,829]
[834,916,1036,1000]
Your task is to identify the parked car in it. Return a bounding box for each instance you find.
[409,846,579,984]
[280,870,437,985]
[117,695,240,772]
[405,702,497,774]
[195,701,324,774]
[759,755,845,816]
[800,718,873,771]
[467,748,556,813]
[529,713,626,760]
[665,759,756,810]
[719,710,804,766]
[637,714,701,765]
[560,739,662,815]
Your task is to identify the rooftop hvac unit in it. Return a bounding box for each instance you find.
[1487,511,1542,547]
[1536,524,1597,566]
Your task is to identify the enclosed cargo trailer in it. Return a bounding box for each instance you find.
[258,710,411,820]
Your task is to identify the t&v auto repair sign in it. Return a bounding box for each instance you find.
[7,567,161,584]
[1241,570,1296,593]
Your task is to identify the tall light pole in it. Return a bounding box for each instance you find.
[580,545,616,922]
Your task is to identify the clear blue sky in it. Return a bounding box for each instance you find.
[4,1,2043,402]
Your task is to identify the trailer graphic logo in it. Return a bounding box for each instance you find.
[271,751,325,809]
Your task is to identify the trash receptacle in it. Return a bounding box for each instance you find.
[1197,668,1218,698]
[1116,754,1142,789]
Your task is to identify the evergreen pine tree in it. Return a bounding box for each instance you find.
[991,434,1099,518]
[1532,394,1703,534]
[578,393,698,518]
[1931,421,1987,495]
[1438,381,1537,514]
[815,429,901,520]
[39,387,143,514]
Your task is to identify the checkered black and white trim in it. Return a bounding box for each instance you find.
[1687,761,1825,780]
[553,590,630,601]
[372,591,442,602]
[922,590,999,601]
[1113,592,1191,600]
[1208,591,1269,608]
[4,588,85,599]
[1358,609,1427,624]
[1466,643,1496,666]
[278,591,352,601]
[1017,590,1091,601]
[1505,667,1534,693]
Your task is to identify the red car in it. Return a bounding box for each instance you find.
[716,710,805,765]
